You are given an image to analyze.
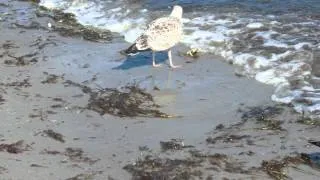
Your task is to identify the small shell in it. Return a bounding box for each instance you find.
[186,48,201,57]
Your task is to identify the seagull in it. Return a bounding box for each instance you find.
[125,5,183,68]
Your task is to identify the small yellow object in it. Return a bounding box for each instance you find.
[186,48,200,57]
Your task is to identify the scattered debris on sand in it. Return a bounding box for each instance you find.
[0,166,7,174]
[123,155,203,180]
[160,139,194,151]
[4,52,38,66]
[240,105,285,131]
[41,73,64,84]
[261,154,316,180]
[28,109,48,121]
[30,164,47,168]
[64,147,98,164]
[124,145,261,180]
[42,148,99,165]
[0,140,31,154]
[65,171,103,180]
[2,40,19,50]
[0,95,4,104]
[296,116,320,126]
[206,134,251,144]
[12,21,45,30]
[42,129,65,143]
[0,79,31,88]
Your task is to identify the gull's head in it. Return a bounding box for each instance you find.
[170,5,183,19]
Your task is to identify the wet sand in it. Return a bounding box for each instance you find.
[0,1,319,180]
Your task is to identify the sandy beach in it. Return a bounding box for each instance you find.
[0,1,319,180]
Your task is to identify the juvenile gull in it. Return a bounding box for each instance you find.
[125,5,183,68]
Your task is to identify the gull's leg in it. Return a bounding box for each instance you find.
[168,49,181,68]
[152,51,162,67]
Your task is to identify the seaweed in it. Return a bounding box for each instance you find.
[41,74,63,84]
[0,79,31,88]
[63,80,171,118]
[0,140,31,154]
[2,41,19,49]
[125,147,262,180]
[215,124,225,130]
[0,166,7,174]
[4,52,38,66]
[296,117,320,126]
[42,148,99,165]
[206,134,251,144]
[29,37,58,50]
[261,155,316,180]
[63,80,93,94]
[160,139,194,152]
[65,173,96,180]
[0,95,4,104]
[12,21,44,30]
[189,150,255,173]
[36,7,113,42]
[41,149,61,155]
[240,105,285,131]
[65,171,103,180]
[64,147,99,164]
[87,85,172,118]
[42,129,65,143]
[123,155,203,180]
[30,164,47,168]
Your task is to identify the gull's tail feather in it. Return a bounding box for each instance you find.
[309,140,320,147]
[124,43,151,56]
[124,35,150,56]
[124,43,140,55]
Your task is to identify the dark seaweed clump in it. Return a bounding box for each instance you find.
[63,80,172,118]
[123,155,203,180]
[0,140,30,154]
[160,139,194,152]
[0,166,7,174]
[124,147,260,180]
[65,171,103,180]
[64,148,99,164]
[296,116,320,126]
[36,7,113,42]
[42,147,99,165]
[4,53,38,66]
[87,86,171,118]
[41,73,63,84]
[262,154,318,180]
[42,129,65,143]
[206,134,251,144]
[0,79,31,88]
[240,105,285,131]
[0,95,4,104]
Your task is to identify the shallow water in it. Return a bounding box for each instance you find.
[39,0,320,118]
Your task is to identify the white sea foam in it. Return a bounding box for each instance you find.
[246,22,263,29]
[39,0,320,118]
[264,39,289,48]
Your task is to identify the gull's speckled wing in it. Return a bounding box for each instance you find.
[143,16,182,51]
[125,5,183,55]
